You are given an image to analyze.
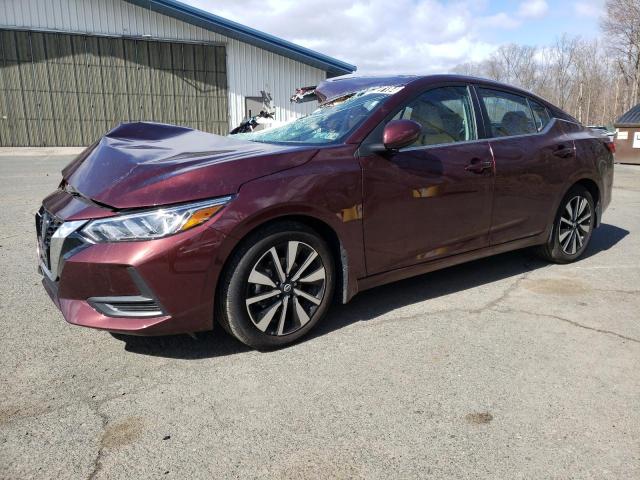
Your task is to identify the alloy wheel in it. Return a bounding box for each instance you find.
[558,195,592,255]
[245,241,326,336]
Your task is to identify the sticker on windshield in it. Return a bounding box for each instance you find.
[362,85,405,95]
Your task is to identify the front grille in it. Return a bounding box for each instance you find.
[37,209,63,270]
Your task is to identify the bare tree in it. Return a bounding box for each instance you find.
[449,1,640,125]
[452,34,629,126]
[601,0,640,110]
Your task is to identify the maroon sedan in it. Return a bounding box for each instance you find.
[36,75,614,349]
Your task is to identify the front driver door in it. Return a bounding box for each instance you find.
[360,85,495,275]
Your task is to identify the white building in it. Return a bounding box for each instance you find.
[0,0,356,146]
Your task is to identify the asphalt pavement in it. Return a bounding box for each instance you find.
[1,153,638,479]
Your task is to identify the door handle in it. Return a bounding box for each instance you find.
[465,158,493,174]
[553,145,575,158]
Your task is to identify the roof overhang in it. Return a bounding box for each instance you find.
[615,104,640,127]
[124,0,356,76]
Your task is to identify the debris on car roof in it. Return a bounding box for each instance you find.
[313,75,416,105]
[291,76,415,107]
[290,86,318,104]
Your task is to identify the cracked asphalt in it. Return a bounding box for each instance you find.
[1,154,639,479]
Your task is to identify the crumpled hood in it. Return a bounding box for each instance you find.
[63,122,317,209]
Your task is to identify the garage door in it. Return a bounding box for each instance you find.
[0,29,228,147]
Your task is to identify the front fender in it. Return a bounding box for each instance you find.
[206,148,366,304]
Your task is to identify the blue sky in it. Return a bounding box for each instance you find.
[185,0,605,74]
[478,0,602,44]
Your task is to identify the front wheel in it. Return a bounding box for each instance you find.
[218,222,335,349]
[536,185,595,263]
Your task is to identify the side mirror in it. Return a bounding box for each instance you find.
[383,119,422,150]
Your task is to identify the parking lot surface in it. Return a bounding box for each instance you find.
[1,154,639,479]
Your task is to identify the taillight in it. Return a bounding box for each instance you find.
[606,141,616,154]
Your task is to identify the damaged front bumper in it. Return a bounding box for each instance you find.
[35,198,228,336]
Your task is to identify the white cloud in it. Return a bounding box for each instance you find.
[185,0,508,75]
[517,0,549,19]
[478,12,522,30]
[574,1,604,17]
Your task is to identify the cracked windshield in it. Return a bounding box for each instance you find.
[238,88,399,144]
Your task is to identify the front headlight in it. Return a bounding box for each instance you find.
[82,196,232,242]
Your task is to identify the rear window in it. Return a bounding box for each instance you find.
[478,88,537,137]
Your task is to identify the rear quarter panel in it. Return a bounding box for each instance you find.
[560,120,613,220]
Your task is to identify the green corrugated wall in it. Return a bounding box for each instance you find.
[0,29,228,147]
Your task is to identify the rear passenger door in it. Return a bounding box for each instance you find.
[476,87,573,245]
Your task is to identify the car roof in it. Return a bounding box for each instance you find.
[315,75,418,103]
[315,74,574,121]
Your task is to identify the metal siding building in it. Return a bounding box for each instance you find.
[0,0,355,146]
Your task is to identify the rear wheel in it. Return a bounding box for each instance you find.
[537,185,595,263]
[218,222,335,349]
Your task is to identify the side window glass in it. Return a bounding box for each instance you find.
[528,99,552,131]
[392,86,476,147]
[478,88,537,138]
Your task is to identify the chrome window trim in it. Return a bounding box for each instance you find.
[556,118,582,127]
[477,116,558,144]
[397,117,559,153]
[398,136,490,153]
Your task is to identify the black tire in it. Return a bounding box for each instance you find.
[536,185,595,263]
[218,222,335,350]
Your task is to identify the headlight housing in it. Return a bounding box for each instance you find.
[82,196,232,242]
